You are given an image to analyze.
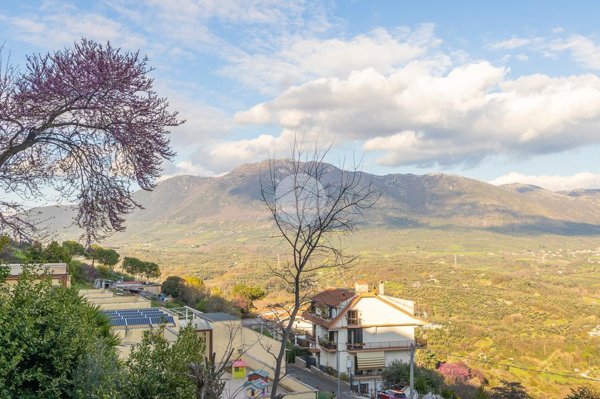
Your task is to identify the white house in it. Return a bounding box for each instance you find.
[302,281,425,397]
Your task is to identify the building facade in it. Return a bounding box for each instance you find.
[3,263,70,287]
[302,281,425,396]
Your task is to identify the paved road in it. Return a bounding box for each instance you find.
[287,364,354,399]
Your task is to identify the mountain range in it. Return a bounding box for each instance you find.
[34,160,600,243]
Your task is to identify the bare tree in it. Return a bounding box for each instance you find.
[0,39,182,242]
[260,141,381,398]
[189,351,234,399]
[188,317,258,399]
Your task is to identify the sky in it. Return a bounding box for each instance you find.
[2,0,600,191]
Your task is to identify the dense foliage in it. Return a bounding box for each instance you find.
[88,245,120,269]
[122,256,161,279]
[160,274,241,316]
[124,325,206,398]
[0,264,213,398]
[231,283,266,312]
[0,268,119,398]
[383,360,445,395]
[490,381,532,399]
[564,385,600,399]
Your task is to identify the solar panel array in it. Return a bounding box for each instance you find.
[103,308,176,327]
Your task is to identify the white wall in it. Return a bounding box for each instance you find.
[361,326,414,342]
[351,297,418,328]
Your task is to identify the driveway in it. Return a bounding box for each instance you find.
[287,364,354,399]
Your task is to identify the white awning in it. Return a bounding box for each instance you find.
[356,351,385,369]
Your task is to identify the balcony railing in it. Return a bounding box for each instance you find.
[346,339,415,351]
[318,337,337,350]
[346,316,361,326]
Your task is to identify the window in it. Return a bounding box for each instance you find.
[349,328,363,345]
[347,310,359,325]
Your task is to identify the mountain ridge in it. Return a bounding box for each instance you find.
[32,161,600,240]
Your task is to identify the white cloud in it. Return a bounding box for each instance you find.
[547,34,600,70]
[163,90,234,150]
[193,128,328,173]
[489,172,600,191]
[0,10,146,49]
[108,0,331,59]
[222,24,443,93]
[234,59,600,167]
[489,31,600,71]
[488,37,533,50]
[159,159,214,179]
[515,54,529,61]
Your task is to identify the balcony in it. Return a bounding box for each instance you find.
[346,315,361,327]
[296,336,314,348]
[346,339,415,351]
[318,337,337,351]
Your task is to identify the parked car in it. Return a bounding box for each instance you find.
[379,389,407,399]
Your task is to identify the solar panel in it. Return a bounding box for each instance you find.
[149,316,168,324]
[103,308,176,326]
[126,317,151,326]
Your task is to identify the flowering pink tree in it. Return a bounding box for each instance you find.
[437,361,471,383]
[0,39,182,241]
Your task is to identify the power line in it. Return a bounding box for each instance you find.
[433,349,600,383]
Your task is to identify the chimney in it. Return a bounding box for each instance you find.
[378,280,385,295]
[355,281,369,293]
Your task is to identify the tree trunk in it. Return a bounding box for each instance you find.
[270,281,301,399]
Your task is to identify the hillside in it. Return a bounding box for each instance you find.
[34,160,600,241]
[27,161,600,398]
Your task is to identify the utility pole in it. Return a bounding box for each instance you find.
[336,332,341,398]
[409,343,415,399]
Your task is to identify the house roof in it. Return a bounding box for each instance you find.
[6,263,67,276]
[304,288,426,329]
[312,288,355,307]
[248,370,269,378]
[244,380,270,389]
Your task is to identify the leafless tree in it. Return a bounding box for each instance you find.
[188,317,266,399]
[189,351,233,399]
[260,141,381,398]
[0,39,182,242]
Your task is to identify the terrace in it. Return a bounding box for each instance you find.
[317,337,337,351]
[347,338,427,352]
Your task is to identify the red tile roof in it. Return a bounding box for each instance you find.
[312,288,355,307]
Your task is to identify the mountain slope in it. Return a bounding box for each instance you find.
[33,161,600,241]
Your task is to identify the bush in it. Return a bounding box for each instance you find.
[564,385,600,399]
[0,268,120,398]
[124,324,206,398]
[286,345,311,363]
[383,360,444,393]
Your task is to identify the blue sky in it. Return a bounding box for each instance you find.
[2,0,600,191]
